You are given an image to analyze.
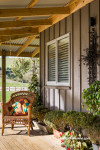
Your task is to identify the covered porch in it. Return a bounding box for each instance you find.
[0,0,99,150]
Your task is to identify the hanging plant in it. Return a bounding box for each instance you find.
[81,27,100,85]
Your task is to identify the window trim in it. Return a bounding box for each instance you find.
[46,33,71,86]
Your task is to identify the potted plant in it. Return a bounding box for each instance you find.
[44,110,65,138]
[82,80,100,115]
[31,105,51,133]
[60,130,92,150]
[86,121,100,150]
[32,105,50,123]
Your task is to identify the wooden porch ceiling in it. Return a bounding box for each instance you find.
[0,0,94,57]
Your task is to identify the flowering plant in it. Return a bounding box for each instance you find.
[60,130,92,150]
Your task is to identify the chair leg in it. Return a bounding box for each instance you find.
[1,124,4,136]
[11,124,14,130]
[31,121,34,131]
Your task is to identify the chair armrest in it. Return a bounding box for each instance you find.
[28,103,32,119]
[1,101,11,116]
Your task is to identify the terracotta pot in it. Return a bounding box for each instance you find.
[53,128,62,139]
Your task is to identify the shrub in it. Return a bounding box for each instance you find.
[44,110,65,132]
[63,111,100,131]
[82,80,100,115]
[63,111,80,129]
[32,105,50,123]
[86,122,100,145]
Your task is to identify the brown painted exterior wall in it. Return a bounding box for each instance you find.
[40,0,100,112]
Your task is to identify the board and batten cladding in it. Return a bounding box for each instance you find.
[40,0,100,112]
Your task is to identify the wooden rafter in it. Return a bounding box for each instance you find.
[16,36,37,56]
[16,0,39,21]
[39,0,94,33]
[0,7,70,18]
[0,0,93,57]
[0,27,39,36]
[15,0,39,56]
[0,34,39,43]
[1,43,40,48]
[0,51,35,57]
[32,47,40,57]
[27,0,39,8]
[0,19,52,29]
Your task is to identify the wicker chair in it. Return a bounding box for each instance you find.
[1,91,35,136]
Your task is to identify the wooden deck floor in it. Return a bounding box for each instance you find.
[0,113,63,150]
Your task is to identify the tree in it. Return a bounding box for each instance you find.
[12,58,32,87]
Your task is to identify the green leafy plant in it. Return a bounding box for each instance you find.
[44,110,65,132]
[60,130,92,150]
[82,80,100,115]
[63,111,80,130]
[32,105,50,123]
[28,67,42,107]
[81,27,100,85]
[86,122,100,145]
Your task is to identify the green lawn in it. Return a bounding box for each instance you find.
[0,91,14,102]
[0,78,29,87]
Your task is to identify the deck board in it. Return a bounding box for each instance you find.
[0,114,63,150]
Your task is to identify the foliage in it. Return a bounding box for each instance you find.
[76,112,99,129]
[82,80,100,115]
[81,27,100,85]
[60,130,92,150]
[63,111,100,131]
[12,58,32,86]
[28,65,42,107]
[44,110,65,132]
[63,111,80,129]
[86,122,100,145]
[32,105,50,123]
[6,67,16,79]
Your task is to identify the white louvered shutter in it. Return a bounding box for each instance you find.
[48,43,56,81]
[58,37,70,84]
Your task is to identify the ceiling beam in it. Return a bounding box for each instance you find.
[27,0,39,8]
[0,27,39,36]
[17,0,39,21]
[0,19,52,28]
[0,34,39,43]
[39,0,94,33]
[32,47,40,57]
[1,43,40,48]
[0,51,36,57]
[0,7,70,18]
[16,36,37,56]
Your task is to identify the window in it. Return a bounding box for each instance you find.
[46,33,70,86]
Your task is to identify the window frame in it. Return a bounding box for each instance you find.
[46,33,71,86]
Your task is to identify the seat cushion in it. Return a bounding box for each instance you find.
[9,98,29,116]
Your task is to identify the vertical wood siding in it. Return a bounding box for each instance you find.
[40,0,100,112]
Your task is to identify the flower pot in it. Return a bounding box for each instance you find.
[92,144,100,150]
[53,128,62,139]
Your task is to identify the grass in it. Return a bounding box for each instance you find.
[0,91,16,102]
[0,78,29,87]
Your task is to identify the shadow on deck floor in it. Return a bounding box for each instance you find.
[0,113,63,150]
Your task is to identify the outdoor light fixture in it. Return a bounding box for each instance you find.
[89,17,96,26]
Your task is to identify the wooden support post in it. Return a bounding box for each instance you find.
[2,50,6,103]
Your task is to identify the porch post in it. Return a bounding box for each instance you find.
[2,50,6,103]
